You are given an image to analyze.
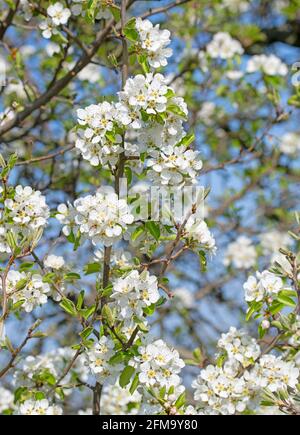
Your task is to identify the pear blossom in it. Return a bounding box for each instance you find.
[206,32,244,59]
[183,216,216,252]
[243,270,284,303]
[85,336,122,383]
[147,145,202,186]
[0,387,14,413]
[135,18,173,68]
[111,270,160,320]
[223,236,257,269]
[47,2,71,26]
[5,185,49,232]
[279,132,300,155]
[44,255,65,270]
[8,272,50,313]
[246,54,288,76]
[57,187,134,246]
[18,399,62,415]
[218,327,261,367]
[136,339,185,390]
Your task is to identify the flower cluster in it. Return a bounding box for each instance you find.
[0,185,49,254]
[100,383,141,415]
[135,18,172,68]
[40,2,71,39]
[260,230,291,256]
[192,327,300,415]
[279,132,300,155]
[0,270,50,313]
[18,399,62,415]
[75,102,121,167]
[223,236,257,269]
[44,254,65,270]
[206,32,244,59]
[218,327,261,368]
[56,186,134,247]
[183,216,216,253]
[136,339,185,391]
[192,359,251,415]
[243,270,284,303]
[0,387,14,413]
[111,270,160,320]
[13,347,88,391]
[84,336,122,384]
[74,20,202,187]
[245,355,299,393]
[246,54,288,76]
[147,145,202,186]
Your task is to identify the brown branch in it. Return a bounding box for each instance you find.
[0,1,20,40]
[15,144,75,166]
[0,321,41,379]
[0,19,115,138]
[140,0,192,19]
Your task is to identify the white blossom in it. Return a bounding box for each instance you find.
[57,186,134,246]
[47,2,71,26]
[18,399,62,415]
[6,272,50,313]
[224,236,257,269]
[218,327,261,367]
[243,270,284,303]
[279,132,300,155]
[136,339,185,390]
[111,270,160,320]
[44,255,65,270]
[183,216,216,253]
[0,387,14,413]
[246,54,288,76]
[206,32,244,59]
[147,145,202,186]
[135,18,173,68]
[85,336,122,383]
[5,185,49,232]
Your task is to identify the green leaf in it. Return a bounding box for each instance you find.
[124,17,137,30]
[102,304,114,327]
[19,262,34,271]
[131,226,144,242]
[119,365,135,388]
[145,221,160,241]
[193,347,202,362]
[124,28,139,42]
[80,305,96,320]
[80,326,94,340]
[129,373,140,395]
[124,166,133,185]
[174,391,186,409]
[277,294,296,308]
[178,132,195,148]
[84,263,101,275]
[198,250,207,273]
[76,291,85,310]
[63,272,81,281]
[269,302,285,315]
[59,298,77,316]
[14,387,28,404]
[35,391,46,401]
[167,104,187,118]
